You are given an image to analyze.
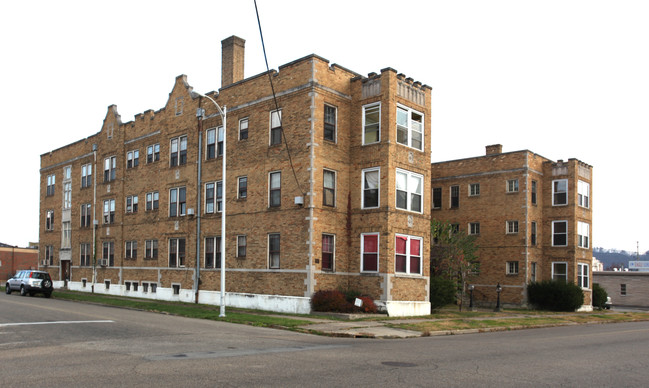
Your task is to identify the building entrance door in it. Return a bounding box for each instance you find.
[61,260,71,287]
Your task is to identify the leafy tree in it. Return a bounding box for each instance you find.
[430,220,480,311]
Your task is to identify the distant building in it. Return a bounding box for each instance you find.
[38,36,432,316]
[594,271,649,308]
[430,145,594,309]
[592,257,604,272]
[0,244,38,282]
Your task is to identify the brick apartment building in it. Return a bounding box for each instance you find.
[430,145,594,309]
[39,36,432,316]
[0,243,39,282]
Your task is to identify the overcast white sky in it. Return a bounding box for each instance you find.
[1,0,647,252]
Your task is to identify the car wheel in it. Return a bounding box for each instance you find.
[5,284,11,294]
[20,286,27,296]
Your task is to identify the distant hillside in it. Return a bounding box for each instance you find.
[594,247,649,270]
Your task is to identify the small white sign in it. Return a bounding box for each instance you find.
[354,298,363,307]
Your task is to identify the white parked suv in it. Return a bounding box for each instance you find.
[5,270,53,297]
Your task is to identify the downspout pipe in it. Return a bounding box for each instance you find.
[195,105,204,303]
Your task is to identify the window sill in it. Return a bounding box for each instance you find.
[394,273,423,278]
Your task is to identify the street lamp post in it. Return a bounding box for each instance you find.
[495,283,502,312]
[194,91,227,317]
[469,284,475,311]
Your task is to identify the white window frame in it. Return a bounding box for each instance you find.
[324,104,337,143]
[126,195,138,213]
[63,182,72,209]
[204,236,221,269]
[469,222,480,235]
[362,102,381,145]
[103,199,115,224]
[239,117,249,140]
[47,174,55,196]
[170,135,187,167]
[395,169,423,213]
[206,127,217,160]
[81,164,92,188]
[578,180,590,208]
[268,233,280,269]
[61,221,71,249]
[450,185,459,208]
[269,171,281,207]
[577,263,590,289]
[146,191,159,211]
[147,143,160,163]
[126,150,139,168]
[360,232,379,273]
[507,179,519,193]
[395,234,422,275]
[361,167,380,209]
[169,187,186,217]
[145,239,158,259]
[506,220,519,234]
[323,169,336,207]
[469,183,480,197]
[168,238,186,268]
[205,181,222,213]
[553,179,568,206]
[104,156,116,182]
[236,235,247,258]
[396,104,424,151]
[269,109,282,146]
[552,220,568,247]
[125,240,137,259]
[238,176,247,199]
[552,262,568,282]
[321,233,335,271]
[506,261,519,275]
[578,221,590,249]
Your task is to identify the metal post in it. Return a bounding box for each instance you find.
[495,283,502,312]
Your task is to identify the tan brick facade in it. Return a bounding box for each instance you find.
[39,36,432,315]
[431,145,594,309]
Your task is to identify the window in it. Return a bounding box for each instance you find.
[170,136,187,167]
[103,199,115,224]
[553,179,568,206]
[621,284,627,296]
[269,172,281,207]
[506,221,519,234]
[45,245,54,265]
[531,180,537,205]
[268,233,280,269]
[169,187,186,217]
[324,105,337,142]
[237,235,247,258]
[395,234,422,275]
[146,191,159,211]
[126,150,139,168]
[469,222,480,235]
[125,241,137,259]
[577,263,589,288]
[530,221,537,245]
[396,169,423,213]
[61,222,71,249]
[507,179,519,193]
[63,182,72,209]
[46,210,54,231]
[239,118,249,140]
[361,233,379,272]
[362,168,379,209]
[552,262,568,282]
[142,283,149,293]
[205,181,222,213]
[64,166,71,180]
[46,174,55,196]
[80,243,91,266]
[150,283,157,293]
[238,176,247,199]
[531,262,537,282]
[552,220,568,246]
[206,128,216,159]
[322,234,334,271]
[205,237,221,269]
[323,169,336,207]
[362,103,380,145]
[172,284,181,295]
[169,238,186,267]
[450,185,459,208]
[432,187,442,209]
[81,164,92,188]
[270,110,282,145]
[147,144,160,163]
[578,222,590,248]
[145,239,158,259]
[578,180,590,208]
[80,204,91,228]
[469,183,480,197]
[102,241,115,266]
[126,195,138,213]
[104,156,116,182]
[506,261,519,275]
[396,105,424,150]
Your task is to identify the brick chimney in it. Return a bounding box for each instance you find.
[221,36,245,88]
[486,144,503,155]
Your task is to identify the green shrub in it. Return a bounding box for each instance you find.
[429,276,457,310]
[528,280,584,311]
[592,283,608,309]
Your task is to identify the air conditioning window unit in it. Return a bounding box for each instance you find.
[187,208,195,216]
[100,259,108,267]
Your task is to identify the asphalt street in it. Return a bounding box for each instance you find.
[2,294,649,387]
